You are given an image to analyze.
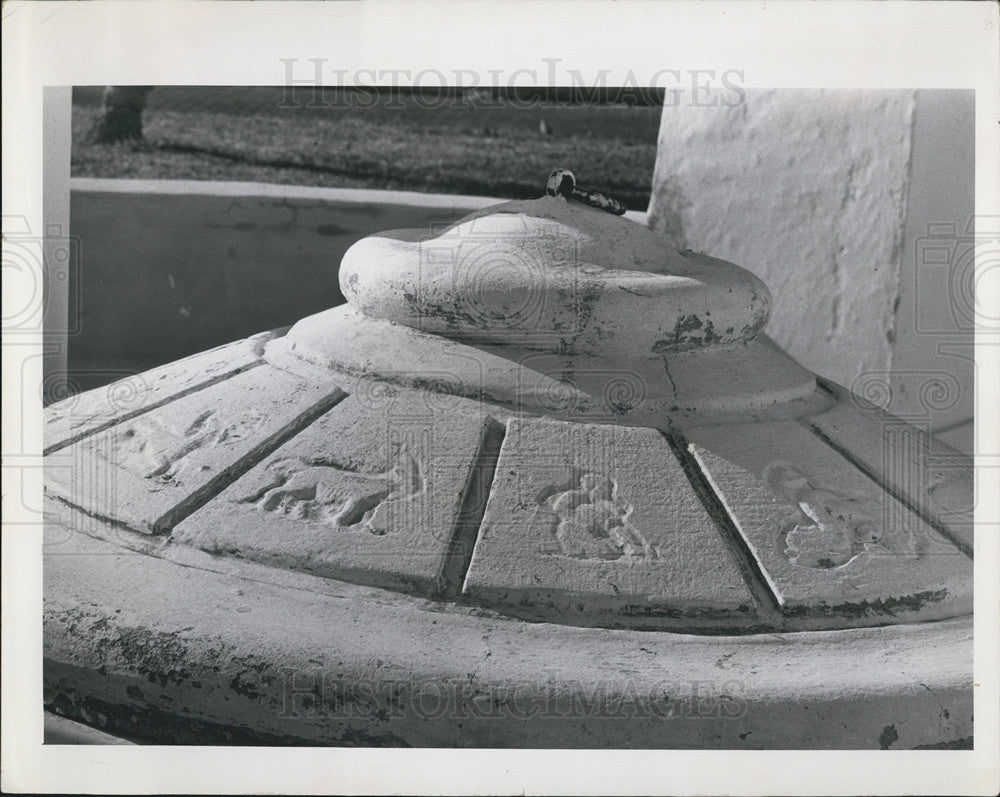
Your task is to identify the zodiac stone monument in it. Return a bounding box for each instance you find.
[43,171,972,747]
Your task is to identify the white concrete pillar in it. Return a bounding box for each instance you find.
[648,89,974,450]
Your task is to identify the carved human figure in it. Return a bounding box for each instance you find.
[540,472,655,560]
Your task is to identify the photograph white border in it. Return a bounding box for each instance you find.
[3,1,998,794]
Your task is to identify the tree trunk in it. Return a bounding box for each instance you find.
[89,86,154,144]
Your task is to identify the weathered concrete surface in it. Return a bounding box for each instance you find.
[42,173,977,748]
[340,195,771,359]
[173,387,498,596]
[272,305,824,431]
[650,90,913,390]
[45,365,344,534]
[43,508,973,748]
[44,330,279,455]
[687,420,972,625]
[463,417,758,629]
[808,378,974,554]
[648,89,974,446]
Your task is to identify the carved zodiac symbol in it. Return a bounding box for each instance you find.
[538,471,656,560]
[119,408,268,484]
[764,461,916,569]
[236,451,428,534]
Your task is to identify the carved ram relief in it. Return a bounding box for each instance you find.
[232,426,434,536]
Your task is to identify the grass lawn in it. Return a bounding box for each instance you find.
[71,87,662,210]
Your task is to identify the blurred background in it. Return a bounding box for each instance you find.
[71,86,661,210]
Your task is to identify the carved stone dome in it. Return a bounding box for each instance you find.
[43,174,973,747]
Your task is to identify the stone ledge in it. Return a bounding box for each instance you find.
[70,177,649,224]
[44,517,972,749]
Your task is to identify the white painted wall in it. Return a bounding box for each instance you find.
[648,89,974,451]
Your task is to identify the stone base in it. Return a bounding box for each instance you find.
[44,516,971,749]
[271,305,827,431]
[42,321,973,746]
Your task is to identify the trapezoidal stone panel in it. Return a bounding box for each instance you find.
[686,420,972,626]
[806,379,973,554]
[462,417,758,629]
[44,330,282,455]
[172,385,500,596]
[44,365,345,534]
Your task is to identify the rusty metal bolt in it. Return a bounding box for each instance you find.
[545,169,627,216]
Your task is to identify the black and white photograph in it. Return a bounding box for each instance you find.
[3,1,998,794]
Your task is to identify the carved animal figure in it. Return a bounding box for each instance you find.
[764,461,916,568]
[235,452,427,534]
[119,408,268,485]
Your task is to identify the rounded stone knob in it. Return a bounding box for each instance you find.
[339,176,772,359]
